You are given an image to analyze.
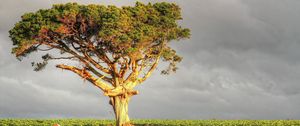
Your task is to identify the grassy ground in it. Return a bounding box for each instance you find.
[0,119,300,126]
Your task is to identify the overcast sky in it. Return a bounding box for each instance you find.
[1,0,300,120]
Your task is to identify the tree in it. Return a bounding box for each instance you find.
[9,2,190,126]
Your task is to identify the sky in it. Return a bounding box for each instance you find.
[0,0,300,120]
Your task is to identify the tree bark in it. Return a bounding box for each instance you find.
[111,96,132,126]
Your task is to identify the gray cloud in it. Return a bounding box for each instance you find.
[1,0,300,119]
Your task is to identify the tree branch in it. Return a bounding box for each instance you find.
[124,59,140,84]
[49,56,76,60]
[120,57,130,79]
[56,64,113,92]
[136,55,161,85]
[14,41,39,57]
[82,50,111,74]
[42,40,113,83]
[37,46,54,51]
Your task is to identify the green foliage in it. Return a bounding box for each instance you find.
[0,119,300,126]
[9,2,190,73]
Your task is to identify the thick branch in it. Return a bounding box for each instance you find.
[56,64,113,92]
[104,86,139,97]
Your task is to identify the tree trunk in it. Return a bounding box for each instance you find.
[111,96,132,126]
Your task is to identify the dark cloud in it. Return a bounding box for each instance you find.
[1,0,300,119]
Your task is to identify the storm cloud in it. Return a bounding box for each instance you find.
[0,0,300,119]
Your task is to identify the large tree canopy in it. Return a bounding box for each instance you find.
[9,2,190,74]
[9,2,190,126]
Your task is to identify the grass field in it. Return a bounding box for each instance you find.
[0,119,300,126]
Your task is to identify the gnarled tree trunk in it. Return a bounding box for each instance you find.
[110,96,132,126]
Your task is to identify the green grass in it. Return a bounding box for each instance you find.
[0,119,300,126]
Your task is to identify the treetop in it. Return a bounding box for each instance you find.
[9,2,190,75]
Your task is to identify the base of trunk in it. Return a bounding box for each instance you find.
[111,96,132,126]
